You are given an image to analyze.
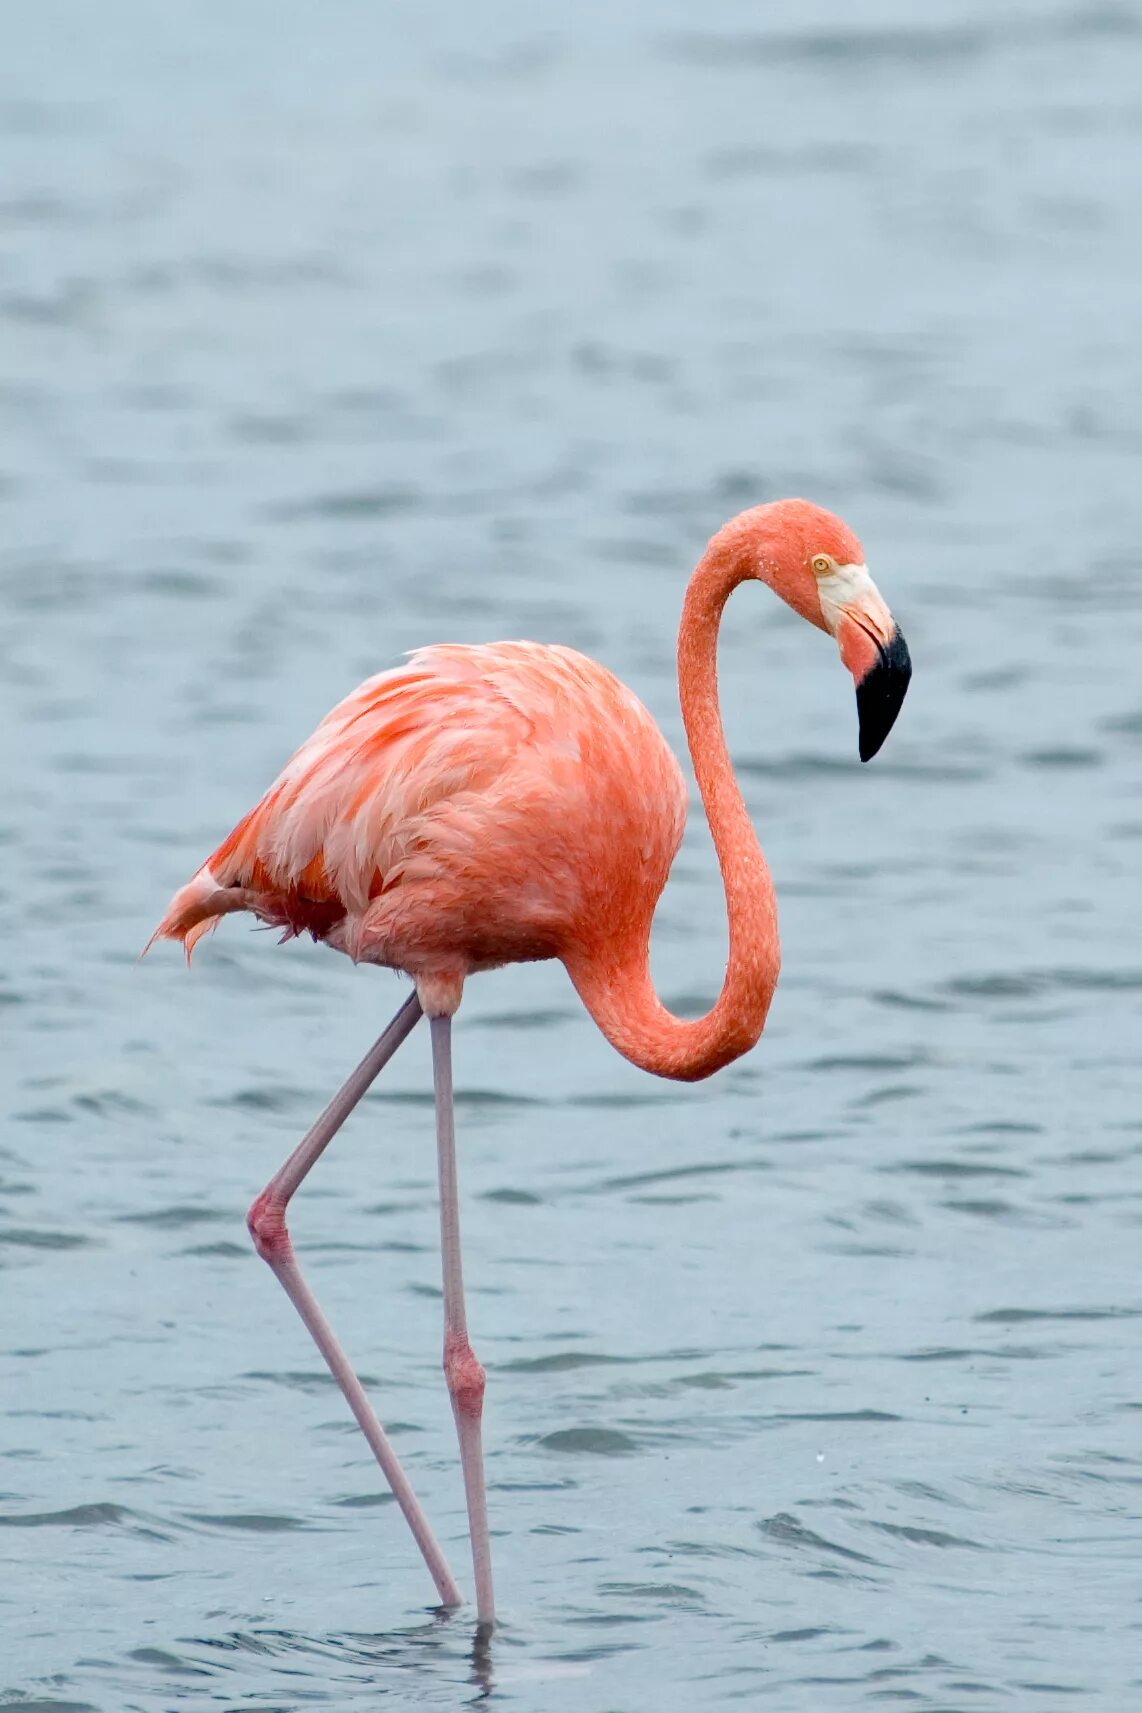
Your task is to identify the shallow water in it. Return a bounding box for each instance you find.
[3,2,1142,1707]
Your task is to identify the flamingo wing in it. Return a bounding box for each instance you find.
[149,646,547,957]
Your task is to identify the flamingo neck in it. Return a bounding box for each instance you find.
[569,537,780,1082]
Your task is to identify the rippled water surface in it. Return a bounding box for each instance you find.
[4,2,1142,1707]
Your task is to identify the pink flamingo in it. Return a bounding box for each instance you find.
[148,498,910,1627]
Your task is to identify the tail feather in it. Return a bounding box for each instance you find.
[143,867,250,963]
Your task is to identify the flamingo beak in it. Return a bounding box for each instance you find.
[819,566,912,763]
[854,626,912,762]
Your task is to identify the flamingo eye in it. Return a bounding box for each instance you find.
[811,554,832,575]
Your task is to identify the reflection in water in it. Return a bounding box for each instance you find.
[169,1613,585,1704]
[469,1622,495,1698]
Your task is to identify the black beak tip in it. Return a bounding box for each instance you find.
[856,627,912,763]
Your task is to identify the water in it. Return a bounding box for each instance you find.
[3,1,1141,1706]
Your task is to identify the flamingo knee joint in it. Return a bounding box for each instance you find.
[444,1332,486,1420]
[247,1188,290,1262]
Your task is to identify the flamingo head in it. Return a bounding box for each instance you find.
[738,498,912,762]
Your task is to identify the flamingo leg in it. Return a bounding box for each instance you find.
[429,1014,495,1628]
[245,992,462,1610]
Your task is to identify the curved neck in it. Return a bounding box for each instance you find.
[568,538,780,1082]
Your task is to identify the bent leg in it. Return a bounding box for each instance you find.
[247,992,462,1608]
[430,1013,495,1627]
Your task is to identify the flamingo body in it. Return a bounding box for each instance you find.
[157,641,687,998]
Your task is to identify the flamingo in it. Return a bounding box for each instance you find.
[148,498,911,1627]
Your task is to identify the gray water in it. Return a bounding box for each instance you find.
[3,2,1141,1707]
